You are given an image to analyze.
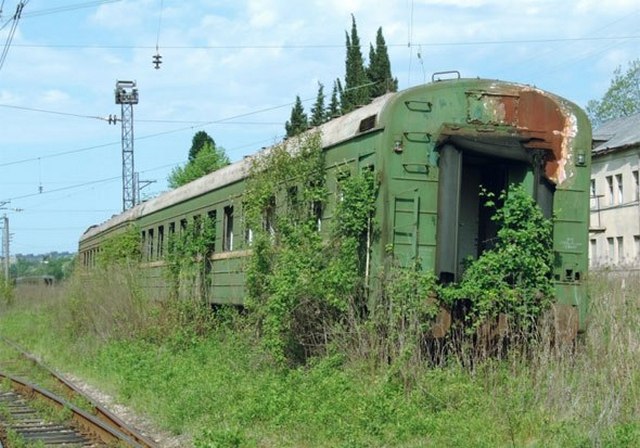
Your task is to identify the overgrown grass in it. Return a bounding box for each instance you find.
[0,268,638,447]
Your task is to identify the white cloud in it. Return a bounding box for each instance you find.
[247,0,278,28]
[40,89,70,104]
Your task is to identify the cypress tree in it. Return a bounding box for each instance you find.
[342,14,370,113]
[367,27,398,97]
[310,82,326,127]
[285,95,308,137]
[328,79,341,119]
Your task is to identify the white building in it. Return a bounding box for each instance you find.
[589,113,640,269]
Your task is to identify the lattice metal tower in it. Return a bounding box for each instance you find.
[115,80,139,211]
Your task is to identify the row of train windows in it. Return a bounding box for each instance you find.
[139,197,324,261]
[83,193,328,266]
[141,206,235,261]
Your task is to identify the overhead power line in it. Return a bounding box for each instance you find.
[0,79,375,172]
[0,102,282,125]
[3,175,120,202]
[0,0,27,73]
[10,34,640,50]
[20,0,121,18]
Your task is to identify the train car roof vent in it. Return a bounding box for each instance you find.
[358,114,377,133]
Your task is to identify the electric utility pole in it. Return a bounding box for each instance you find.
[2,214,8,280]
[114,80,139,211]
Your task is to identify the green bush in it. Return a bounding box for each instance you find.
[440,185,554,332]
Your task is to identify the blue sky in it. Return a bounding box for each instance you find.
[0,0,638,255]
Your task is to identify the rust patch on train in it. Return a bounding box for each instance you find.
[465,87,577,185]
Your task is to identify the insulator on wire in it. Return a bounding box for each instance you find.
[152,53,162,69]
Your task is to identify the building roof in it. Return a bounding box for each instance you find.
[593,112,640,154]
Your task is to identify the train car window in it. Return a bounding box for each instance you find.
[264,196,276,236]
[158,225,164,258]
[224,205,234,251]
[313,201,323,231]
[193,215,202,236]
[141,230,146,260]
[358,115,376,133]
[148,228,155,260]
[207,210,217,253]
[336,171,350,202]
[287,186,299,209]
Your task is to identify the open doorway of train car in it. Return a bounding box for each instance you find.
[436,142,549,283]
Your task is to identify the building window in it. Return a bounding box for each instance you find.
[635,235,640,261]
[224,205,234,251]
[615,174,623,204]
[590,178,596,209]
[606,176,614,205]
[590,239,597,266]
[616,236,624,264]
[633,170,639,202]
[607,237,614,261]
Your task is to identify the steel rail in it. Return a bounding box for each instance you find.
[0,371,142,447]
[0,335,157,447]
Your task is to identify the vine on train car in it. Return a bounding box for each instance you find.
[95,226,141,267]
[244,133,330,363]
[242,133,442,365]
[165,215,216,301]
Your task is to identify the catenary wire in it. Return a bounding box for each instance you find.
[0,82,375,168]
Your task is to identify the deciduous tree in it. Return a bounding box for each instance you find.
[587,59,640,126]
[168,139,230,188]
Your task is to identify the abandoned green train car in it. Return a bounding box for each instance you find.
[79,77,592,336]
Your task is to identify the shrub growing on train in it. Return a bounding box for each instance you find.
[95,226,141,267]
[440,186,554,333]
[244,133,333,363]
[165,215,216,301]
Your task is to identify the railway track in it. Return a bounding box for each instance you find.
[0,337,156,447]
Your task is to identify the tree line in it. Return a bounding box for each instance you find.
[167,19,639,190]
[168,15,397,188]
[286,15,398,137]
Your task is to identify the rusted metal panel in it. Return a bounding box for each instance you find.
[429,307,452,339]
[466,91,519,126]
[462,86,578,186]
[552,303,579,344]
